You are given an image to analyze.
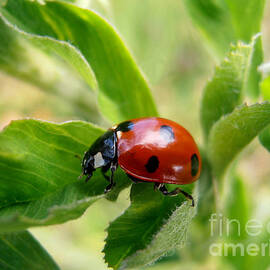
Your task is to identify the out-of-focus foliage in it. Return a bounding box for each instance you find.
[259,125,270,153]
[0,231,60,270]
[222,173,252,269]
[0,0,157,123]
[259,75,270,152]
[0,15,100,122]
[184,0,264,98]
[183,0,265,56]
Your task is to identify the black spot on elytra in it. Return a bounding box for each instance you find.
[191,154,199,176]
[160,125,175,143]
[116,121,134,132]
[145,156,159,173]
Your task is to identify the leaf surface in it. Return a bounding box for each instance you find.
[201,35,261,140]
[259,76,270,152]
[259,126,270,153]
[0,119,129,232]
[223,173,252,269]
[104,183,195,269]
[208,102,270,179]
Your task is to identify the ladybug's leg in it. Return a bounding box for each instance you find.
[104,130,118,193]
[101,163,111,182]
[104,161,118,193]
[154,182,162,191]
[84,172,93,183]
[155,183,194,207]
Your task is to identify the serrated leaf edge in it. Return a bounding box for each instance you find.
[208,101,270,179]
[119,201,197,270]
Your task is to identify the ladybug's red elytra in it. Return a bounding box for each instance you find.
[79,117,201,206]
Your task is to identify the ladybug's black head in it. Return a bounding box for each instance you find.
[80,129,117,181]
[81,151,95,176]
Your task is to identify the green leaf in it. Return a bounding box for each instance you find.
[208,102,270,179]
[224,173,252,241]
[0,119,103,207]
[104,183,195,269]
[0,230,59,270]
[223,173,253,269]
[184,1,264,98]
[201,35,261,140]
[246,217,270,270]
[195,151,215,223]
[183,0,233,57]
[258,125,270,153]
[0,119,130,232]
[225,0,265,42]
[0,10,97,90]
[221,172,270,270]
[181,152,215,262]
[245,36,263,99]
[254,73,270,154]
[0,173,129,233]
[0,0,158,122]
[184,0,265,57]
[261,75,270,101]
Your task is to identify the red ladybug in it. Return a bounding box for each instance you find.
[80,117,201,206]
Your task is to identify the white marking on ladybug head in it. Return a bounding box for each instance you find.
[94,152,105,168]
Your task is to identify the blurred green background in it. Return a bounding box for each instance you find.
[1,0,270,269]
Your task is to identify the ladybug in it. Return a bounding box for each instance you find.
[79,117,201,206]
